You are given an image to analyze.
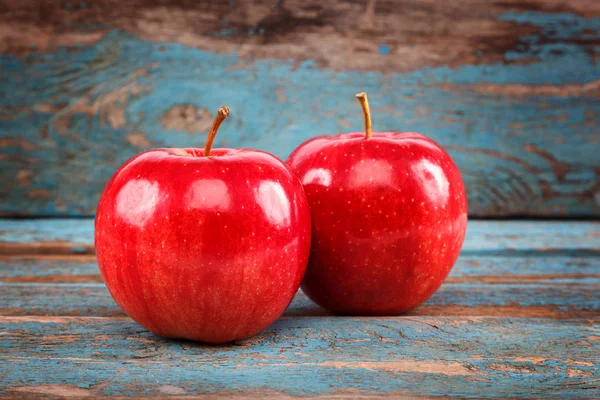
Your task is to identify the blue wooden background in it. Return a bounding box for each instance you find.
[1,0,599,217]
[1,219,599,397]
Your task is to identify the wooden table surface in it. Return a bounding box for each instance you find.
[1,219,599,398]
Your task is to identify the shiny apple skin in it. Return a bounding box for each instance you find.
[95,148,311,344]
[287,132,467,315]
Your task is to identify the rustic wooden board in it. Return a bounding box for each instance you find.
[1,219,598,317]
[1,1,599,217]
[1,254,599,318]
[3,253,598,282]
[1,221,599,397]
[2,280,599,319]
[1,316,598,398]
[2,219,599,254]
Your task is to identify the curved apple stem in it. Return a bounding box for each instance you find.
[203,106,230,156]
[355,92,372,139]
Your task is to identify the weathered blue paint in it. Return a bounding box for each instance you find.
[1,284,124,316]
[463,221,600,252]
[3,278,598,317]
[0,258,101,280]
[379,45,390,55]
[3,219,599,252]
[498,12,600,68]
[0,317,598,397]
[2,281,598,317]
[2,219,597,317]
[2,219,599,317]
[2,254,597,282]
[1,217,598,396]
[1,9,599,216]
[0,219,94,245]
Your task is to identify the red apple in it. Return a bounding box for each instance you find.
[287,93,467,315]
[95,107,311,344]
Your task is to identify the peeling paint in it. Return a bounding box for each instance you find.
[125,132,152,149]
[1,5,599,217]
[159,104,214,134]
[0,316,598,397]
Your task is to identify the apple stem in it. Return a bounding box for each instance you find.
[203,106,230,156]
[355,92,372,139]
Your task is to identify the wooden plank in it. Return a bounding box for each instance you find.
[2,253,598,283]
[2,282,598,319]
[1,254,598,318]
[0,316,598,398]
[0,219,95,255]
[2,219,599,255]
[1,1,599,217]
[1,220,598,318]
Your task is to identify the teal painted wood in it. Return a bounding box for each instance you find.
[1,253,598,318]
[1,1,599,217]
[2,254,598,282]
[1,316,598,398]
[2,219,599,253]
[1,219,598,317]
[2,281,598,318]
[1,220,599,397]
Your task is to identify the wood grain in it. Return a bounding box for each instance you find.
[0,219,599,397]
[0,316,598,398]
[3,253,598,282]
[1,252,598,318]
[1,0,599,217]
[2,281,599,319]
[2,219,599,254]
[1,220,598,319]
